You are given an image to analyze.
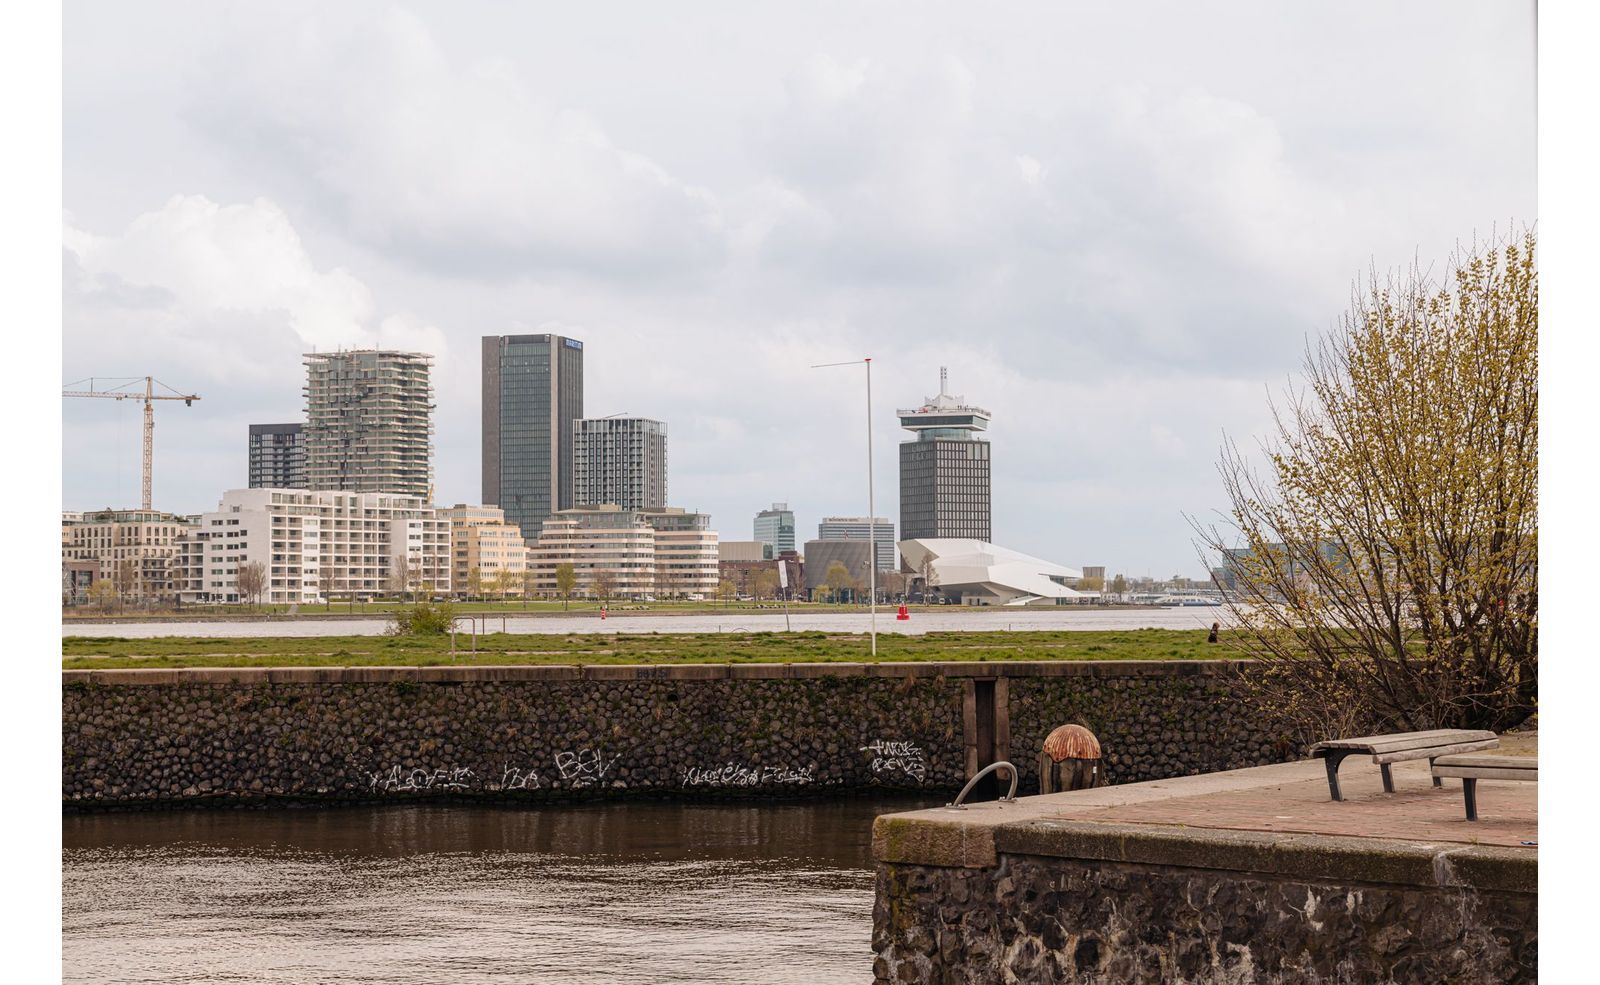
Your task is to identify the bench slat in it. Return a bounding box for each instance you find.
[1356,732,1497,754]
[1431,765,1538,782]
[1432,754,1536,770]
[1372,739,1500,763]
[1313,729,1496,753]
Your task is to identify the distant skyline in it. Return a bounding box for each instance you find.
[61,1,1536,576]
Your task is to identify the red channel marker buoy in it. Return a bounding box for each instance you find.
[896,605,909,621]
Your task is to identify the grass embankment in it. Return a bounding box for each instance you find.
[61,628,1234,670]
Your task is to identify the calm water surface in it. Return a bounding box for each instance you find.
[64,606,1231,638]
[63,799,939,984]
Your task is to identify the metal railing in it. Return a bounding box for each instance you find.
[945,761,1018,810]
[449,614,510,658]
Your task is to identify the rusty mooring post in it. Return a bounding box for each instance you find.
[1039,723,1104,794]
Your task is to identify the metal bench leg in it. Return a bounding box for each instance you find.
[1463,778,1478,821]
[1380,763,1395,793]
[1430,757,1442,787]
[1320,752,1349,802]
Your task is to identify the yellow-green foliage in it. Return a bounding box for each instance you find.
[1201,230,1537,736]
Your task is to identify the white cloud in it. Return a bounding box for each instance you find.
[63,195,445,509]
[67,195,394,351]
[187,8,725,279]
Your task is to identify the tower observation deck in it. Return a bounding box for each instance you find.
[896,367,991,438]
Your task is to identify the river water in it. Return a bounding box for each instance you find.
[64,606,1230,638]
[63,799,939,984]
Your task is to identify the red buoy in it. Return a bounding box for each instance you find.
[896,605,909,621]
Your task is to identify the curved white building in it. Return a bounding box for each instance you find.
[899,539,1085,606]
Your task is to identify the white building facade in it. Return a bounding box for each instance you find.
[178,488,450,604]
[899,539,1084,606]
[526,504,717,600]
[818,516,898,572]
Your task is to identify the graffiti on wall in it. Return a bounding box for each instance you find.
[365,765,477,792]
[860,740,928,782]
[680,762,816,787]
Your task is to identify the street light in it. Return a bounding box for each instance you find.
[812,356,878,657]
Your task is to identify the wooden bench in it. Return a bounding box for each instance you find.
[1431,754,1537,821]
[1310,729,1499,801]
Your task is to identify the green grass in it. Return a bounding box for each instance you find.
[60,628,1236,670]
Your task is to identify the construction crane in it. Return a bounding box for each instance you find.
[63,376,201,511]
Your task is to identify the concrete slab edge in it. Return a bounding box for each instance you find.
[62,659,1251,686]
[874,814,1535,894]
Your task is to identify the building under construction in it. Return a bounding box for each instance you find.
[303,350,434,500]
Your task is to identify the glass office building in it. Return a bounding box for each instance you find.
[482,334,584,541]
[754,502,796,559]
[247,422,306,489]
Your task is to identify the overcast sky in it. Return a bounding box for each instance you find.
[61,1,1535,577]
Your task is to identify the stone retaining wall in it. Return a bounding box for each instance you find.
[63,660,1283,809]
[874,853,1535,983]
[872,823,1537,984]
[1008,673,1290,788]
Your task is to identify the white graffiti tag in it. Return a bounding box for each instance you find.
[553,749,618,788]
[366,765,476,792]
[680,763,816,787]
[860,740,928,783]
[500,764,543,790]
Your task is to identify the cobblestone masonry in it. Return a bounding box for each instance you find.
[1008,674,1290,789]
[872,854,1536,984]
[63,661,1288,809]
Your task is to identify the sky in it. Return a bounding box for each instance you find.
[60,0,1536,578]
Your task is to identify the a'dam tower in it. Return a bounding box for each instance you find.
[897,367,991,542]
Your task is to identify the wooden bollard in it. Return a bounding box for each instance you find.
[1039,724,1104,794]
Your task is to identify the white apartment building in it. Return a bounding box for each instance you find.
[177,488,450,604]
[526,504,717,599]
[647,508,719,599]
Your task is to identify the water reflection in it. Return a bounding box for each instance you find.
[63,799,936,984]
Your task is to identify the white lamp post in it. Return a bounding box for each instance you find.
[812,356,878,657]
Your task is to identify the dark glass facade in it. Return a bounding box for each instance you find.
[899,438,991,541]
[247,422,306,489]
[482,335,583,541]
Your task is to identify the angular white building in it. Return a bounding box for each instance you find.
[898,539,1085,606]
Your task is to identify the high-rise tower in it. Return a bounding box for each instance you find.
[897,368,991,542]
[303,350,434,498]
[572,416,667,511]
[482,334,584,540]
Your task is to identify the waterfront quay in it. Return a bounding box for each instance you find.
[872,744,1537,983]
[62,658,1278,809]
